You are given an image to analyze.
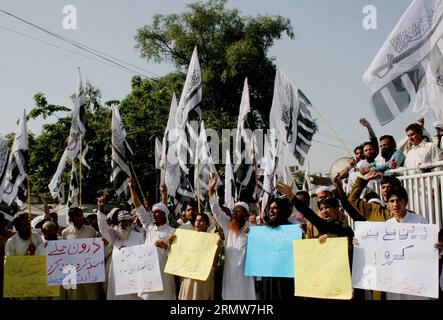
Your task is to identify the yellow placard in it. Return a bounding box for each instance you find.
[164,229,219,281]
[293,238,352,300]
[4,255,60,298]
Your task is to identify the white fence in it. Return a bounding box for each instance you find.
[384,161,443,229]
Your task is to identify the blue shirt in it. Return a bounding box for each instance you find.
[371,149,405,174]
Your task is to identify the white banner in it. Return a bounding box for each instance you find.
[112,244,163,295]
[363,0,443,125]
[46,238,105,286]
[352,221,439,298]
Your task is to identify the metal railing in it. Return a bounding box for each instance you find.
[384,161,443,229]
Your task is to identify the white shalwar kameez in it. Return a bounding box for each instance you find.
[5,232,42,256]
[404,140,441,171]
[97,211,145,300]
[209,194,257,300]
[135,206,176,300]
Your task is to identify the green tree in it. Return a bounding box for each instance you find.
[134,0,294,130]
[27,93,70,120]
[26,84,115,205]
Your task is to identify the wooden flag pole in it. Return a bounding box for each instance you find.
[27,177,34,249]
[195,139,201,215]
[209,155,219,201]
[162,136,167,187]
[79,136,83,208]
[27,178,32,219]
[252,142,262,222]
[161,137,169,206]
[129,161,145,201]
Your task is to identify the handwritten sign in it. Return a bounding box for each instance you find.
[112,244,163,295]
[164,229,219,281]
[4,256,60,298]
[245,225,302,277]
[352,221,439,298]
[45,238,105,286]
[293,238,352,300]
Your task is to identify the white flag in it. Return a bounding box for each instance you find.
[175,47,202,172]
[0,136,9,200]
[234,78,253,170]
[48,149,68,201]
[66,67,88,165]
[363,0,443,125]
[155,137,163,170]
[175,47,202,130]
[2,110,28,208]
[193,122,220,200]
[270,68,315,166]
[48,68,88,201]
[275,140,295,186]
[67,159,79,208]
[166,92,178,133]
[165,141,180,198]
[260,134,277,212]
[164,93,180,197]
[111,105,133,201]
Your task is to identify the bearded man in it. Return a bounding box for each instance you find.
[5,212,42,256]
[96,195,144,300]
[208,173,257,300]
[372,135,405,173]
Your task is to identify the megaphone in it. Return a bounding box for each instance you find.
[329,156,353,182]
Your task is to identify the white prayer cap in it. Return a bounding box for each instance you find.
[234,202,249,213]
[49,208,57,214]
[315,185,335,194]
[315,186,329,194]
[117,210,132,222]
[152,203,169,215]
[152,203,170,224]
[433,121,443,129]
[356,160,371,169]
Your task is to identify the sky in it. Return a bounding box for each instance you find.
[0,0,425,175]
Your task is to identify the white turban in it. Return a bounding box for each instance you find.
[315,186,335,195]
[234,202,249,213]
[117,210,132,222]
[152,203,169,224]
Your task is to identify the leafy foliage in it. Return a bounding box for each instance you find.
[135,0,294,128]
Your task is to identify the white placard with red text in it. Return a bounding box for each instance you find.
[45,238,105,286]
